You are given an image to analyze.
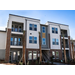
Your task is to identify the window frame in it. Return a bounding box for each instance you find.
[42,26,46,33]
[29,24,33,30]
[52,51,55,59]
[33,51,37,60]
[28,51,32,60]
[29,36,33,43]
[52,38,56,45]
[42,38,46,45]
[34,25,37,31]
[56,51,59,59]
[34,37,37,44]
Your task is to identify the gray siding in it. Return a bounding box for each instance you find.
[0,50,5,60]
[41,25,49,49]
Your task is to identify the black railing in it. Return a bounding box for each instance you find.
[12,28,23,32]
[61,34,68,37]
[10,42,22,46]
[62,44,69,48]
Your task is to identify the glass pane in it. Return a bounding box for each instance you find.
[14,38,17,41]
[11,37,13,41]
[28,51,32,60]
[34,25,37,28]
[42,38,46,45]
[30,24,32,27]
[34,37,37,40]
[18,38,21,42]
[29,36,32,40]
[13,52,16,60]
[33,51,37,59]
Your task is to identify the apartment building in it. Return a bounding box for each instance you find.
[0,14,71,63]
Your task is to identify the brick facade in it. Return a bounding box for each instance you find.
[5,29,11,62]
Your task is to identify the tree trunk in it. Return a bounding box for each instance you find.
[23,31,26,64]
[72,42,74,60]
[63,36,67,63]
[39,32,42,62]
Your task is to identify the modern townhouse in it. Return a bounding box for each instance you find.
[0,14,71,63]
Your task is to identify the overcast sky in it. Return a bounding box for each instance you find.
[0,10,75,39]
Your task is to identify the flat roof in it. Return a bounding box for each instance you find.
[47,21,69,26]
[0,30,6,32]
[9,14,40,21]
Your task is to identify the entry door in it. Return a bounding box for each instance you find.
[13,52,16,62]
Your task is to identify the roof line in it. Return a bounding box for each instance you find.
[9,14,40,21]
[47,21,69,26]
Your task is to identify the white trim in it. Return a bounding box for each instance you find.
[61,37,68,39]
[62,48,69,50]
[11,31,23,35]
[10,45,23,48]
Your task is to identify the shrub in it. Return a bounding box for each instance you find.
[35,60,39,65]
[27,61,29,65]
[19,62,23,65]
[46,61,49,65]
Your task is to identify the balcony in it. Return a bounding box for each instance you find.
[10,41,22,46]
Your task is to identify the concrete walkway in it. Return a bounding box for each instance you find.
[53,62,69,65]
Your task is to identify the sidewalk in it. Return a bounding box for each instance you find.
[53,62,69,65]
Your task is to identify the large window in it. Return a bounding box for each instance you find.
[18,38,21,45]
[55,28,58,34]
[34,37,37,44]
[15,25,18,32]
[56,39,59,45]
[12,25,14,31]
[28,51,32,60]
[19,26,22,32]
[52,27,55,33]
[34,25,37,31]
[42,38,46,45]
[33,51,37,60]
[52,51,55,59]
[42,26,45,33]
[14,38,17,45]
[11,37,13,45]
[56,51,59,59]
[52,27,58,34]
[52,38,56,45]
[29,36,32,43]
[52,38,59,45]
[29,24,33,30]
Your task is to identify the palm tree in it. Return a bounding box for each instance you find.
[39,32,42,62]
[72,40,74,60]
[63,35,67,63]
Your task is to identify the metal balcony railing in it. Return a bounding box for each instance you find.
[10,42,22,46]
[61,34,68,37]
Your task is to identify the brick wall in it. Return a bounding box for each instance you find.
[5,29,11,62]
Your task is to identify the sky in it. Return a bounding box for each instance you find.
[0,10,75,39]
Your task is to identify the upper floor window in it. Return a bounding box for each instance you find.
[52,27,55,33]
[18,38,21,45]
[34,37,37,44]
[52,38,56,45]
[29,36,32,43]
[34,25,37,31]
[52,27,58,34]
[29,24,33,30]
[12,25,14,31]
[55,28,58,34]
[15,25,18,32]
[42,38,46,45]
[19,26,22,32]
[56,39,59,45]
[42,26,45,33]
[11,37,13,45]
[14,38,17,45]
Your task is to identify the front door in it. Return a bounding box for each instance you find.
[13,52,17,62]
